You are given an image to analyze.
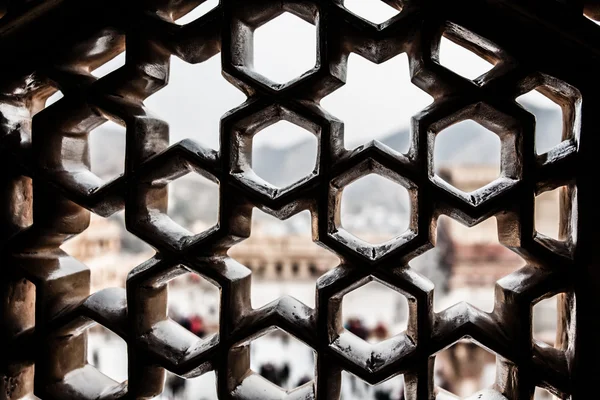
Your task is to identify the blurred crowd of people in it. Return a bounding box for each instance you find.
[258,363,312,389]
[176,314,206,338]
[345,317,391,342]
[160,316,498,400]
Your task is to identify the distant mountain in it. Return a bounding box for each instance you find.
[253,103,561,184]
[250,103,561,233]
[87,103,561,234]
[252,139,318,188]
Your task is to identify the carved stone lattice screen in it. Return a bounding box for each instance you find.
[1,0,600,399]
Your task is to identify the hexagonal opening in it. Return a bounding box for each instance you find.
[229,209,339,309]
[168,269,220,338]
[434,340,496,398]
[533,294,560,348]
[321,53,432,152]
[88,325,128,382]
[342,280,409,344]
[341,371,405,399]
[252,121,318,188]
[91,51,126,79]
[250,328,315,390]
[60,212,154,293]
[342,0,401,24]
[410,216,525,313]
[164,370,217,398]
[174,0,218,25]
[253,12,316,84]
[439,35,494,80]
[145,54,246,149]
[535,187,564,241]
[534,387,556,399]
[434,120,501,193]
[340,173,411,244]
[167,172,219,234]
[45,90,63,107]
[89,119,126,182]
[516,88,564,155]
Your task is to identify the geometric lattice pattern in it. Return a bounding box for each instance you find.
[1,0,599,398]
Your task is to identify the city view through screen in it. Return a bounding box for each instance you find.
[55,1,569,399]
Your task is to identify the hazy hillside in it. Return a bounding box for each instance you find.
[253,103,561,184]
[89,103,561,234]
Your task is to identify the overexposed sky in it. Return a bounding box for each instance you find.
[77,2,556,151]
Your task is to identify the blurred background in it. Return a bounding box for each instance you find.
[54,0,576,398]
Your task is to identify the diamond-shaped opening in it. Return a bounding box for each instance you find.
[342,280,409,344]
[91,51,126,78]
[535,187,563,241]
[167,172,219,234]
[341,371,405,399]
[45,90,63,107]
[340,173,411,245]
[534,387,556,399]
[174,0,219,25]
[168,269,220,338]
[439,35,494,80]
[253,12,316,84]
[533,294,560,348]
[411,216,525,312]
[145,54,245,149]
[434,120,501,192]
[250,328,315,390]
[252,121,318,188]
[516,88,564,155]
[229,209,339,309]
[434,340,496,398]
[163,371,217,399]
[321,53,432,152]
[88,325,128,382]
[342,0,401,24]
[61,212,154,293]
[89,119,125,182]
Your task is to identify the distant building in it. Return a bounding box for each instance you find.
[63,165,561,397]
[64,167,560,306]
[61,214,152,292]
[61,214,121,260]
[228,232,339,281]
[432,166,560,397]
[439,165,560,335]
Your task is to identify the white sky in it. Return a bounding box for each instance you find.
[57,2,557,151]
